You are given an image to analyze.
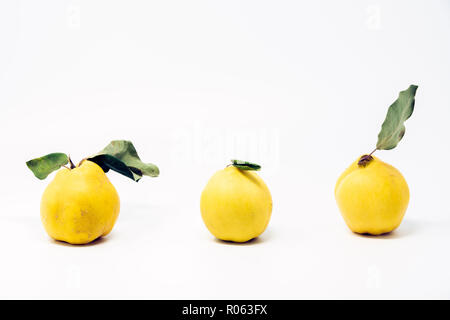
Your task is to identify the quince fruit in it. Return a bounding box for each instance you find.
[201,161,272,242]
[335,156,409,235]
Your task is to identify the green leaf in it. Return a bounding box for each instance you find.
[376,85,418,150]
[88,140,159,182]
[87,154,137,180]
[26,153,69,180]
[231,159,261,171]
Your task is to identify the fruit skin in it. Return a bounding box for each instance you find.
[200,166,272,242]
[40,160,120,244]
[335,156,409,235]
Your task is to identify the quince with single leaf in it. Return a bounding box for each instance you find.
[335,85,418,235]
[201,160,272,242]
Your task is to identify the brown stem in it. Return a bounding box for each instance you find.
[78,158,87,167]
[358,148,377,167]
[68,156,76,169]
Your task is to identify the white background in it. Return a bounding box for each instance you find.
[1,0,449,299]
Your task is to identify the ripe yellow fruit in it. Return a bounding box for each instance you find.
[335,156,409,235]
[40,160,120,244]
[200,166,272,242]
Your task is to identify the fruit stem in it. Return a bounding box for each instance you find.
[78,158,87,167]
[68,156,76,169]
[358,148,377,167]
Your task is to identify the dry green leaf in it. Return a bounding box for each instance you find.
[231,159,261,171]
[88,140,159,182]
[376,85,418,150]
[26,153,69,180]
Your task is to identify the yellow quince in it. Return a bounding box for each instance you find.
[335,156,409,235]
[41,160,120,244]
[26,140,159,245]
[201,161,272,242]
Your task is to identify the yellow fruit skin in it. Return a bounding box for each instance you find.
[40,160,120,244]
[335,156,409,235]
[200,166,272,242]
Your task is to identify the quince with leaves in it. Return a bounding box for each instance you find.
[26,140,159,244]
